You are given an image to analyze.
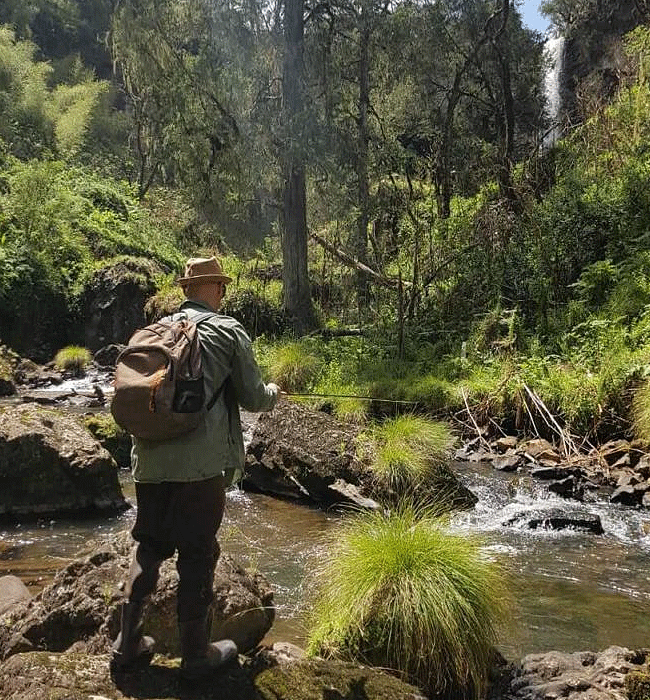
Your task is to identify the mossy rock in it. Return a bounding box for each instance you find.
[0,345,17,396]
[83,413,132,468]
[0,653,425,700]
[627,671,650,700]
[254,659,426,700]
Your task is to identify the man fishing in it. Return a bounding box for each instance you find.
[111,256,279,680]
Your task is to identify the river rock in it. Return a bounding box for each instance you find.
[0,404,128,521]
[493,454,521,472]
[504,509,604,534]
[548,476,584,501]
[0,650,427,700]
[494,435,518,452]
[93,344,124,368]
[0,576,31,616]
[501,646,650,700]
[522,438,560,463]
[0,532,273,660]
[244,400,476,511]
[610,485,642,507]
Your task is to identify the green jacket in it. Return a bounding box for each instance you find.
[131,300,278,483]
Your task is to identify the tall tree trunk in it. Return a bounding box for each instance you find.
[282,0,314,334]
[355,4,371,309]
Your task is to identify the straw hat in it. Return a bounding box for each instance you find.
[176,257,233,285]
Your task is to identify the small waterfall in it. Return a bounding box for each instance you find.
[542,33,565,148]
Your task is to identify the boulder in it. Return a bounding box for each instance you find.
[93,344,124,369]
[502,646,650,700]
[610,485,642,507]
[0,576,31,616]
[244,400,476,511]
[81,258,160,352]
[504,509,604,534]
[493,454,521,472]
[0,533,274,660]
[548,476,584,501]
[522,438,561,464]
[493,435,518,452]
[0,404,128,521]
[0,650,427,700]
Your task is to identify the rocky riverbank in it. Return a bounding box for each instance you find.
[1,357,650,698]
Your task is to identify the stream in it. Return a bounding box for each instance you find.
[2,376,650,660]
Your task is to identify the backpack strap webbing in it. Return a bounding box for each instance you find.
[177,310,227,413]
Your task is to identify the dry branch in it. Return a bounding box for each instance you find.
[310,231,407,289]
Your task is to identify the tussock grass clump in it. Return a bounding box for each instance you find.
[306,506,507,699]
[53,346,91,375]
[360,414,455,493]
[262,340,322,393]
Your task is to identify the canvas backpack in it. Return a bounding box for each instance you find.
[110,311,221,441]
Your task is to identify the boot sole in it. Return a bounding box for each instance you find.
[110,650,154,673]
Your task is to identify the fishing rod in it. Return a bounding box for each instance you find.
[282,391,418,405]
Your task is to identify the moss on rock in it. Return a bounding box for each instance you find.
[627,671,650,700]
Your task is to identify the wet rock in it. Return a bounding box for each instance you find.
[327,479,381,510]
[548,476,584,501]
[245,400,476,511]
[504,509,604,534]
[18,390,76,405]
[610,485,641,506]
[503,646,650,700]
[469,449,496,463]
[0,576,31,616]
[636,454,650,480]
[93,344,124,369]
[0,533,273,660]
[0,650,427,700]
[493,455,521,472]
[0,404,128,521]
[530,465,579,480]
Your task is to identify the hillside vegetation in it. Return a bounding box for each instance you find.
[1,4,650,448]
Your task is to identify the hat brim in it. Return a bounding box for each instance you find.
[176,273,233,285]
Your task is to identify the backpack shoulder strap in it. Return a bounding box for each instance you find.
[179,310,224,411]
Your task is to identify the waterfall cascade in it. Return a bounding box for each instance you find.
[542,33,565,148]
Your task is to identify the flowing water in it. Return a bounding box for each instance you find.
[2,378,650,660]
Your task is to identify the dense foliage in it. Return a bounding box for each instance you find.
[1,2,650,433]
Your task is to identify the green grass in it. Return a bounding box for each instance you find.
[257,339,323,393]
[632,380,650,445]
[359,414,455,494]
[53,345,91,374]
[305,505,507,699]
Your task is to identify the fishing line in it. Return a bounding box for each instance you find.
[282,391,418,405]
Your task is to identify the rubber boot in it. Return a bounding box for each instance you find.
[179,610,238,681]
[110,600,155,671]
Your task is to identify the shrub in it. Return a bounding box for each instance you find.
[54,345,91,375]
[306,505,507,699]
